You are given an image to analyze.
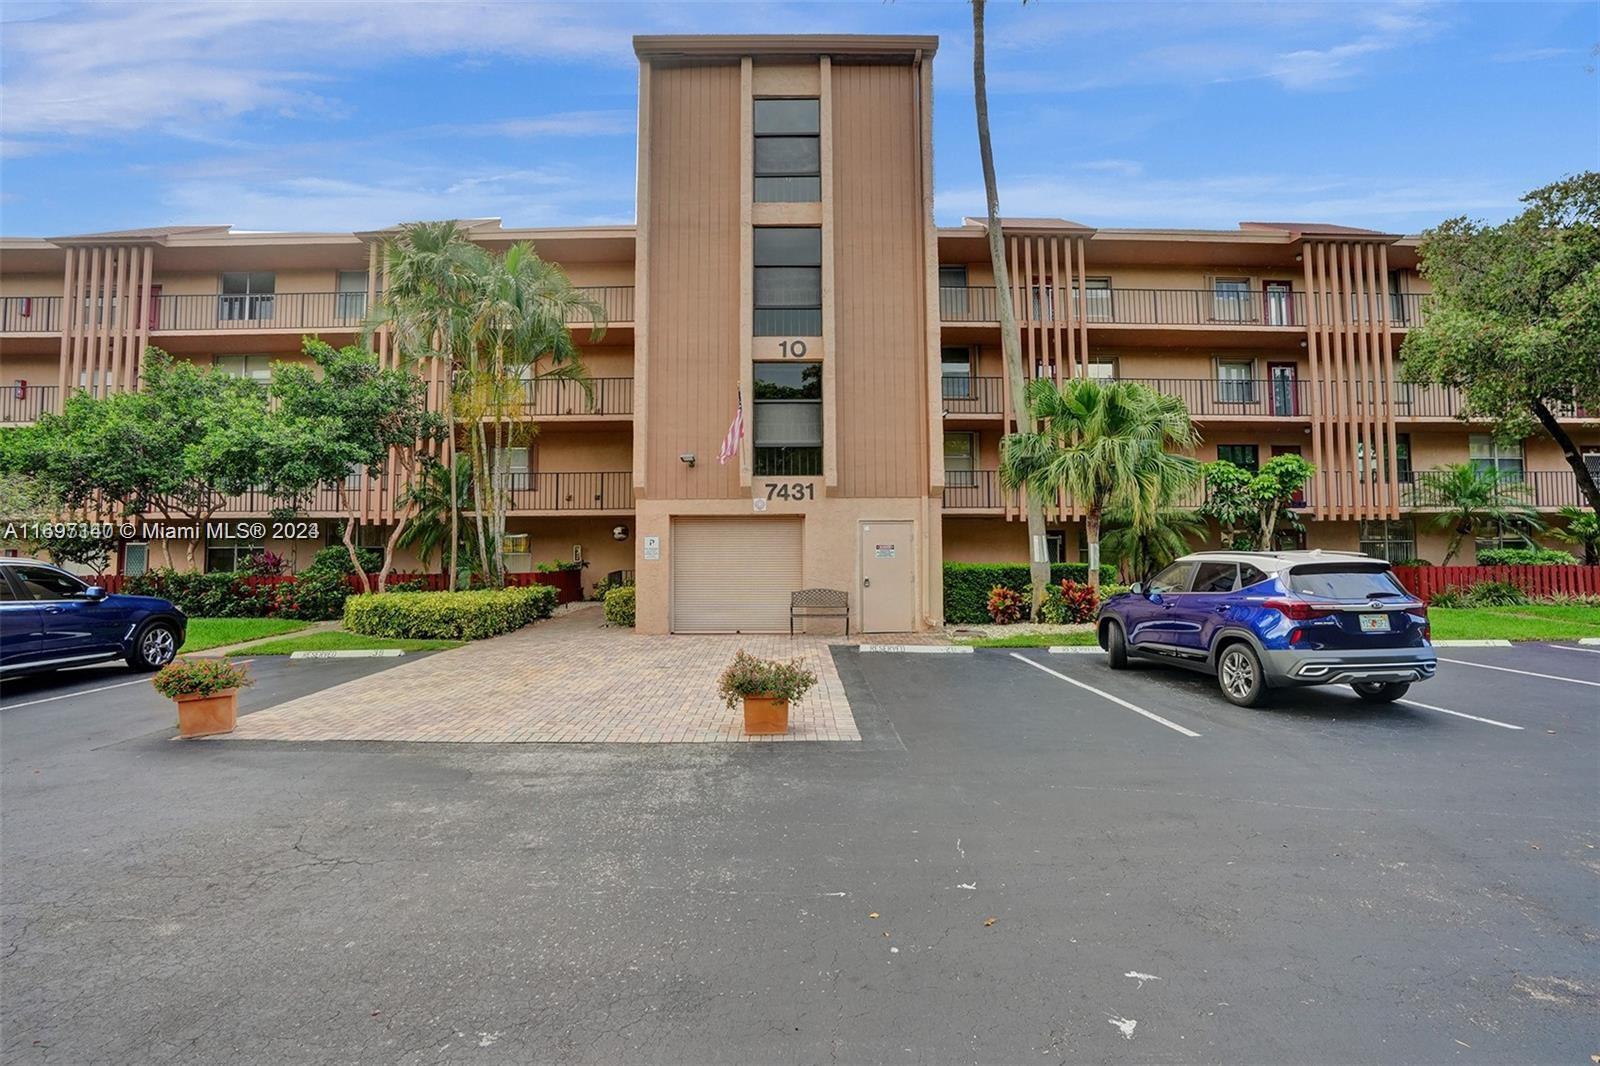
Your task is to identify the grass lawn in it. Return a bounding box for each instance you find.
[179,617,309,653]
[243,630,464,656]
[957,631,1100,648]
[1429,605,1600,642]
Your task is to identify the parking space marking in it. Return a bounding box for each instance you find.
[1009,653,1201,738]
[1547,644,1600,656]
[1437,657,1600,688]
[1397,698,1524,731]
[1,677,149,709]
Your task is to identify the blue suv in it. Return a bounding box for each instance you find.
[1096,550,1435,707]
[0,559,186,678]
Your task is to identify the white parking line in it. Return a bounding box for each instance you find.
[1397,698,1524,731]
[1547,644,1600,656]
[1437,657,1600,688]
[1010,653,1201,738]
[1,677,149,709]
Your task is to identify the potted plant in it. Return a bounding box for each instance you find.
[718,649,818,735]
[152,659,253,739]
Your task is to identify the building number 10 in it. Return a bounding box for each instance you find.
[778,340,808,358]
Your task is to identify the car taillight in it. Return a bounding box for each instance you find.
[1263,597,1336,621]
[1415,604,1429,641]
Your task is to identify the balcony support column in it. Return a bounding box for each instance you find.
[1375,243,1402,518]
[1300,244,1326,517]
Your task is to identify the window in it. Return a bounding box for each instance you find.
[1191,561,1238,593]
[753,362,821,475]
[1470,434,1524,481]
[219,271,275,322]
[205,538,264,573]
[1359,519,1416,563]
[1046,531,1067,564]
[1286,564,1407,600]
[754,227,822,336]
[1147,560,1196,594]
[213,354,273,381]
[502,532,532,574]
[336,270,369,321]
[9,564,87,600]
[754,98,820,203]
[1475,523,1534,554]
[1076,276,1113,322]
[1216,360,1255,404]
[1356,433,1411,482]
[939,265,969,289]
[1213,277,1251,322]
[495,447,531,495]
[1086,360,1116,381]
[941,346,973,399]
[123,543,149,578]
[943,432,977,488]
[939,265,971,317]
[1216,444,1259,473]
[1239,563,1269,588]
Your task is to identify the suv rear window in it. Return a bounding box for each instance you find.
[1287,564,1406,600]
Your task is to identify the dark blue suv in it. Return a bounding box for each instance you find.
[0,559,186,678]
[1096,550,1435,707]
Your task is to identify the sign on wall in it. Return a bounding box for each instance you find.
[643,535,661,561]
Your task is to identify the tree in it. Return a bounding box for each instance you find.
[265,339,445,592]
[396,458,483,575]
[1001,378,1201,591]
[1197,455,1317,551]
[1550,505,1600,566]
[40,529,113,576]
[1415,462,1544,565]
[0,349,270,568]
[1402,173,1600,519]
[369,221,483,591]
[0,473,61,553]
[971,0,1049,617]
[1101,505,1206,585]
[461,241,602,585]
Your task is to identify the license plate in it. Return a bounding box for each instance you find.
[1359,613,1391,633]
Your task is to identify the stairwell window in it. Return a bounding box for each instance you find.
[754,227,822,337]
[754,98,820,203]
[219,272,275,322]
[753,362,821,476]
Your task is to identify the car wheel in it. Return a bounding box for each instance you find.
[1216,643,1267,707]
[127,621,179,671]
[1353,681,1410,704]
[1105,621,1128,670]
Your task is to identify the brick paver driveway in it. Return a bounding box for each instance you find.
[224,606,861,743]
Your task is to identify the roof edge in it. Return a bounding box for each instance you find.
[634,34,937,59]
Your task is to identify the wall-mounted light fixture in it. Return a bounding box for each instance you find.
[612,525,629,541]
[680,453,696,468]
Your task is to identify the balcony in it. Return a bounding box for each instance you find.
[943,470,1008,511]
[0,384,59,424]
[520,376,632,417]
[500,471,634,513]
[1121,377,1308,419]
[939,286,1428,329]
[1,296,63,333]
[942,374,1005,416]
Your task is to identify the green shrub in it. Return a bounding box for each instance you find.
[944,562,1117,624]
[124,569,272,618]
[343,585,557,640]
[1429,586,1467,608]
[267,569,352,621]
[151,658,252,699]
[717,649,818,709]
[1390,558,1432,568]
[1037,585,1068,624]
[593,572,634,602]
[1461,580,1529,607]
[1477,546,1577,566]
[307,544,382,576]
[603,585,636,627]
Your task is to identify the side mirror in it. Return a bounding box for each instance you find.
[82,586,107,601]
[1128,582,1143,597]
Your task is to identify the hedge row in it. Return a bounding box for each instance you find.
[343,585,558,640]
[944,562,1118,624]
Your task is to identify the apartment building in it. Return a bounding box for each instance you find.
[1,34,1593,633]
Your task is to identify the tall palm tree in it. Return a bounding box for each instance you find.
[971,0,1049,616]
[1417,462,1544,564]
[1001,378,1202,590]
[367,221,485,590]
[1550,504,1599,565]
[464,242,604,584]
[1102,504,1206,585]
[396,460,480,575]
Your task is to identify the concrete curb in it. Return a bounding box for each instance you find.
[192,620,341,658]
[858,645,973,654]
[1579,637,1600,645]
[288,649,407,660]
[1431,639,1513,647]
[1046,646,1102,654]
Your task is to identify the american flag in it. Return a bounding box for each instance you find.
[718,388,744,465]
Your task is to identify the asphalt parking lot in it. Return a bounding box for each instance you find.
[2,642,1596,1064]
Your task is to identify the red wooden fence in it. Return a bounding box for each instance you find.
[1392,565,1600,603]
[99,569,585,605]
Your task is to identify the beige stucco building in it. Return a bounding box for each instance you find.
[1,34,1594,632]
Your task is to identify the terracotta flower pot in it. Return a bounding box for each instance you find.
[174,689,239,739]
[742,694,790,735]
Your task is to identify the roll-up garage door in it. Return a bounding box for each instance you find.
[671,517,802,633]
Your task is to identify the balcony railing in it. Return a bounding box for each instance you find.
[522,376,633,416]
[212,484,349,515]
[1,296,63,333]
[943,469,1007,510]
[499,471,634,512]
[941,374,1005,415]
[0,385,59,423]
[1121,377,1309,418]
[939,286,1429,329]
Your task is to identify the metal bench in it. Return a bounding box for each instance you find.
[790,588,849,636]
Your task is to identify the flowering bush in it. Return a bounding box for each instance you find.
[151,658,252,699]
[717,650,818,709]
[1057,579,1099,623]
[986,585,1025,624]
[240,549,286,576]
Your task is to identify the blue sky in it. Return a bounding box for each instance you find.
[2,1,1595,237]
